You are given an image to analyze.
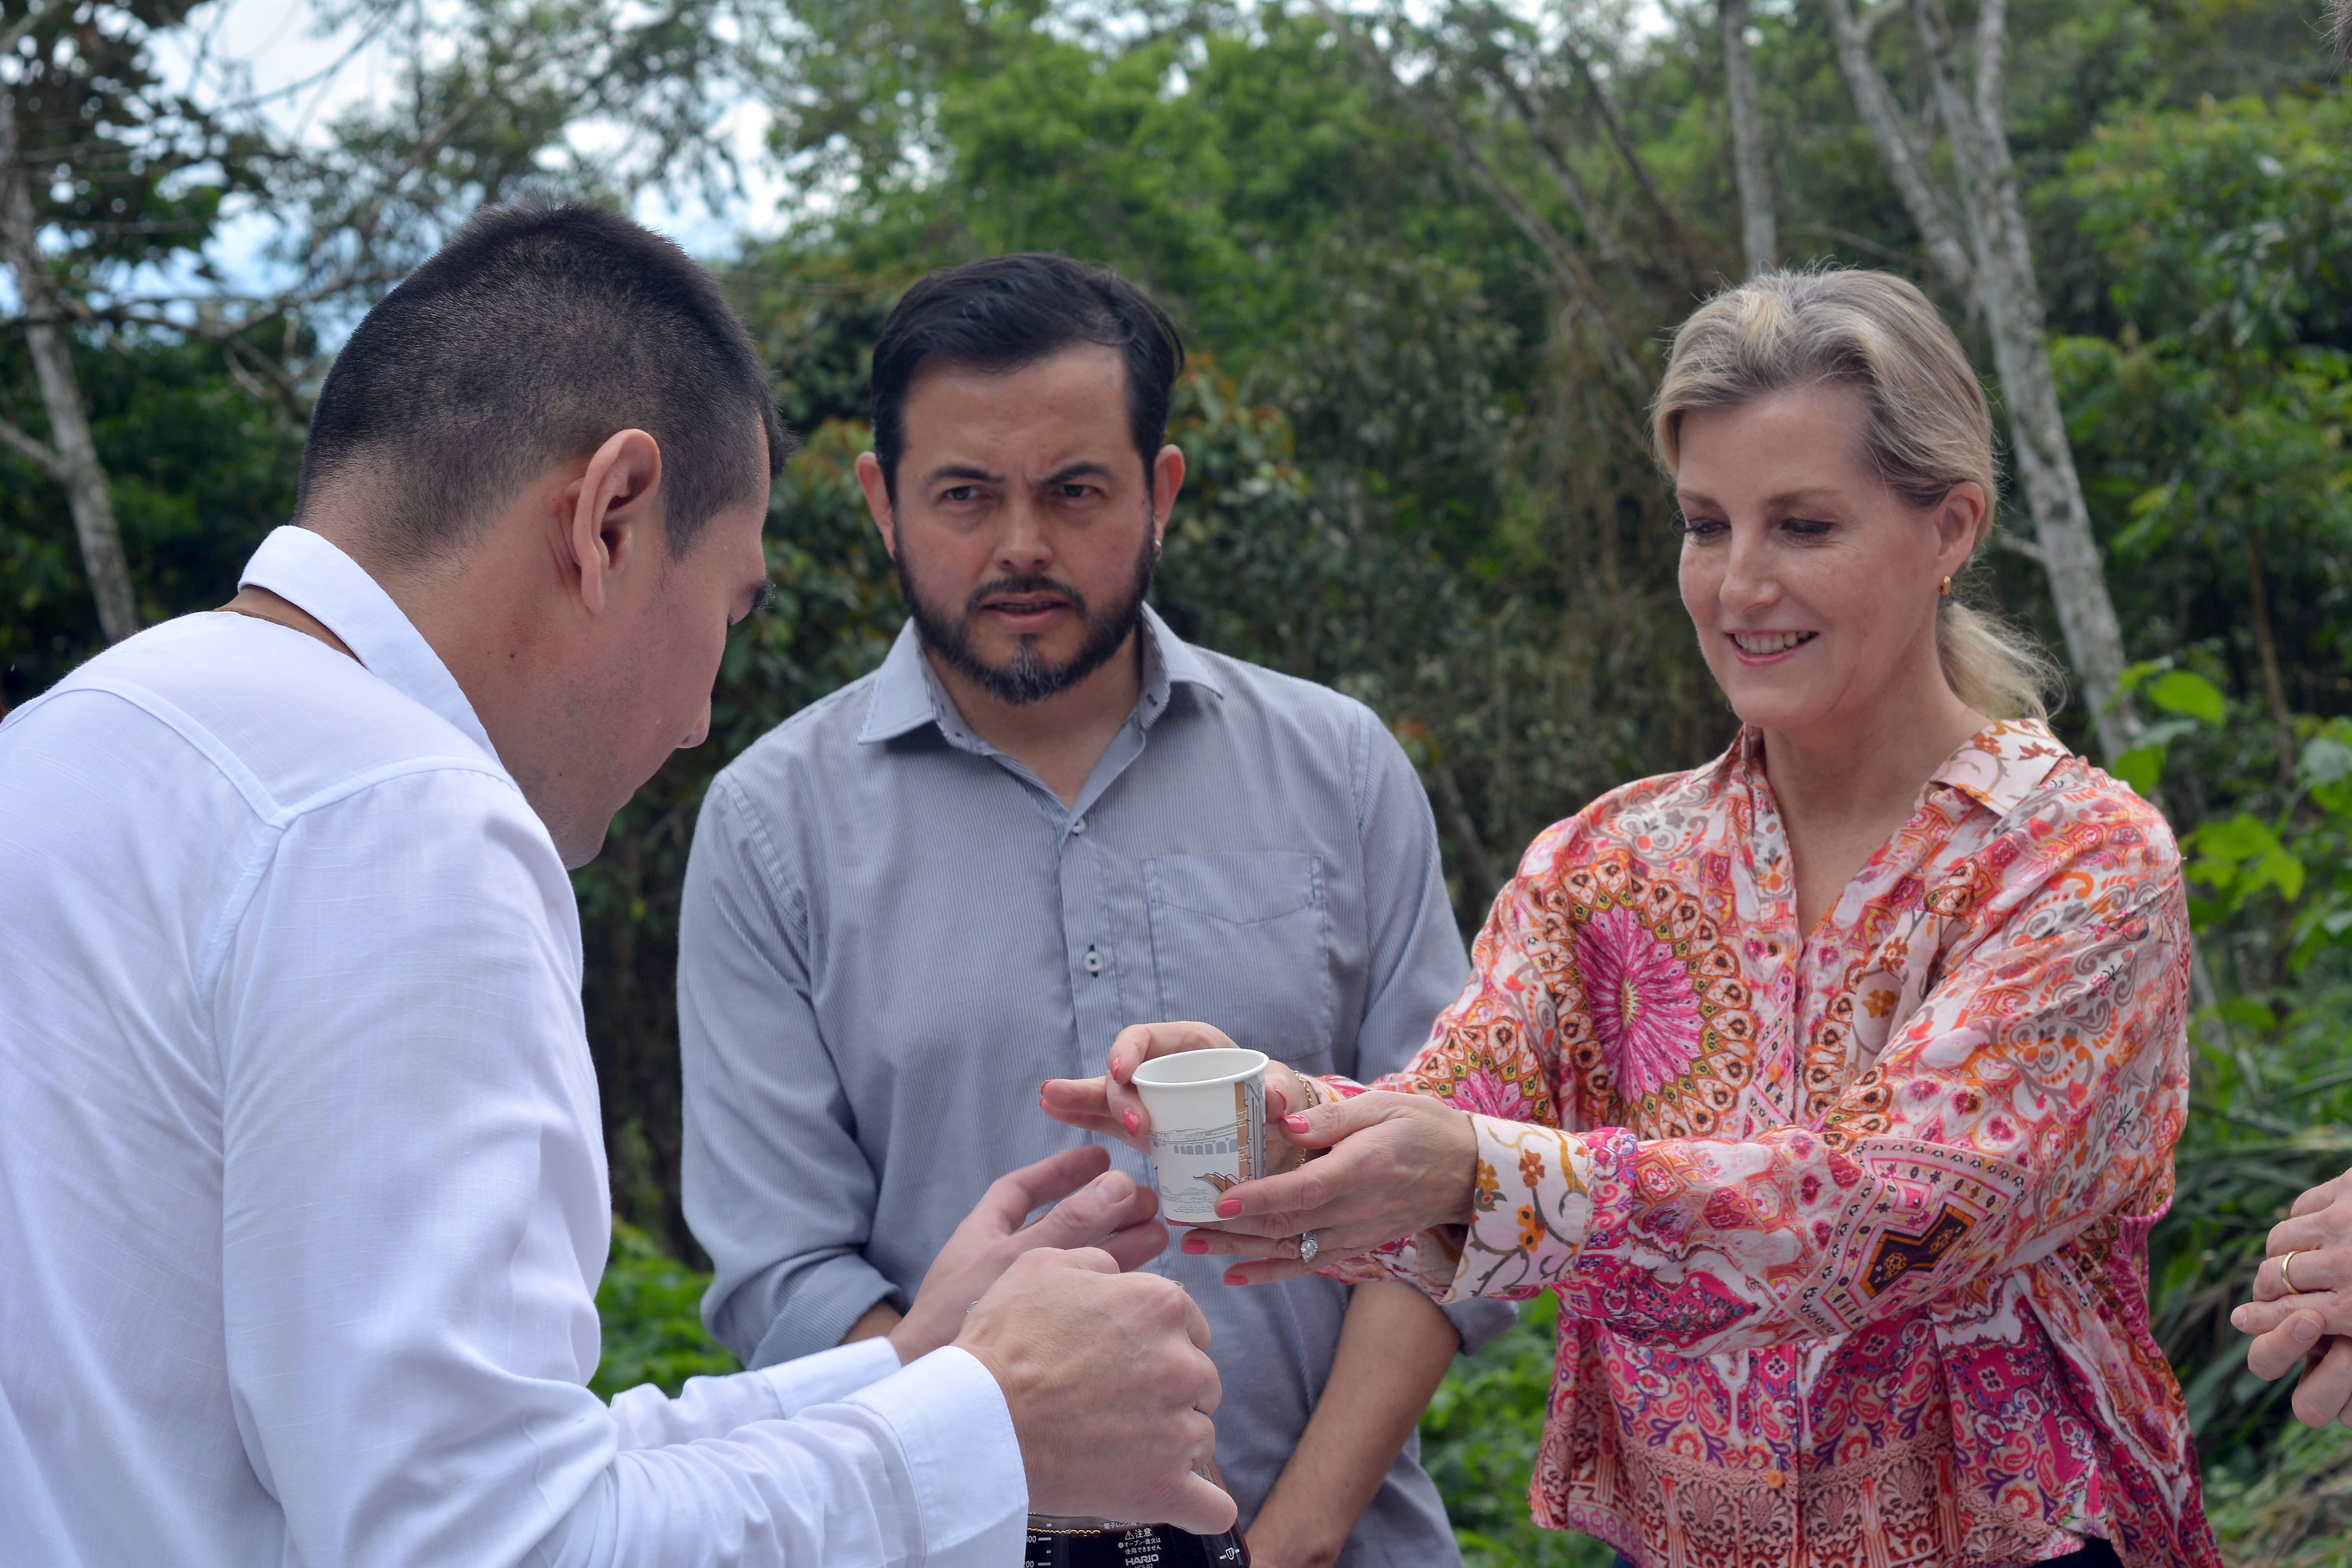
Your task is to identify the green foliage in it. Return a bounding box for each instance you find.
[592,1220,742,1399]
[2056,90,2352,786]
[0,331,298,703]
[1420,1292,1614,1568]
[14,0,2352,1545]
[2205,1419,2352,1568]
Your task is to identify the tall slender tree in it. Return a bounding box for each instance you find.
[1823,0,2138,757]
[2,0,768,648]
[0,0,243,641]
[1720,0,1775,276]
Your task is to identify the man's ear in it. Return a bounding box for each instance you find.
[1150,443,1186,542]
[565,428,664,615]
[855,451,898,560]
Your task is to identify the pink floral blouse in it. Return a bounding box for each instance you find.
[1328,720,2216,1568]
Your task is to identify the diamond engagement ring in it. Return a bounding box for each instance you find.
[1297,1230,1319,1266]
[2281,1249,2302,1295]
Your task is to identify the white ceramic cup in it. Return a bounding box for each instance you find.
[1131,1047,1270,1226]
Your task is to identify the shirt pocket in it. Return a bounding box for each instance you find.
[1142,851,1336,1073]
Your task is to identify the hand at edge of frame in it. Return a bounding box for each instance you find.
[2232,1160,2352,1428]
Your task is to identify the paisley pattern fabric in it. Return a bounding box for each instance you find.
[1325,721,2216,1568]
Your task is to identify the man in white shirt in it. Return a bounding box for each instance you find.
[0,203,1227,1567]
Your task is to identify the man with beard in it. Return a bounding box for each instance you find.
[677,254,1509,1567]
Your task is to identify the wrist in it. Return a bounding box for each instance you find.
[1448,1108,1478,1226]
[1246,1511,1344,1568]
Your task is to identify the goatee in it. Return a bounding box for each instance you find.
[898,528,1161,707]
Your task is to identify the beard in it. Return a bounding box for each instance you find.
[897,525,1161,707]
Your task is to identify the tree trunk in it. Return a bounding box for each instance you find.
[1488,68,1627,265]
[1821,0,1976,299]
[1909,0,2134,758]
[2,93,139,644]
[21,319,139,643]
[1720,0,1776,276]
[1825,0,2135,759]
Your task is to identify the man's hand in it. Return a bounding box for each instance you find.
[2232,1162,2352,1427]
[956,1249,1235,1535]
[887,1145,1167,1364]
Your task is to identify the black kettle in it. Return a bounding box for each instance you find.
[1022,1459,1250,1568]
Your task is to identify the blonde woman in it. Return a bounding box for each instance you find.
[1048,270,2215,1567]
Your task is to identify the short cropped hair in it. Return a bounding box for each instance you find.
[298,203,787,563]
[868,253,1185,503]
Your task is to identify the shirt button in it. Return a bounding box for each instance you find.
[1084,946,1104,975]
[1070,818,1087,835]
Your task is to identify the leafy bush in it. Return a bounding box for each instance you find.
[1419,1291,1614,1568]
[2206,1421,2352,1568]
[591,1220,741,1399]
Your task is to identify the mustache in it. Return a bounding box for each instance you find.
[966,573,1092,620]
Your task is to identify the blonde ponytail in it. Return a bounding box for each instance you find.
[1938,602,2063,722]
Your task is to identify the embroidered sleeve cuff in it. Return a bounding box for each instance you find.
[1446,1113,1600,1300]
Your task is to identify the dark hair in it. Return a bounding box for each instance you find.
[868,253,1185,503]
[298,203,788,563]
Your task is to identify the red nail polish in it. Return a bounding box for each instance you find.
[1223,1271,1247,1287]
[1283,1114,1310,1134]
[1122,1109,1140,1134]
[1182,1234,1206,1253]
[1215,1197,1241,1219]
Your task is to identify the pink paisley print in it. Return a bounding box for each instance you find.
[1450,1067,1532,1121]
[1574,906,1702,1100]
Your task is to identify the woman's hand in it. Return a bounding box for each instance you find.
[1040,1021,1314,1164]
[1175,1090,1479,1285]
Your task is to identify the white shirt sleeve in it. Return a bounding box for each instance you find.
[212,768,1026,1568]
[605,1339,903,1452]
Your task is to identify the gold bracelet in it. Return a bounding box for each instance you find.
[1294,1073,1333,1159]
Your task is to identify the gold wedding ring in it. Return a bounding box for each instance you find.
[2281,1249,2302,1295]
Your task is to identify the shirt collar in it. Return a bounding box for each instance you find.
[1729,715,2070,820]
[1929,717,2071,815]
[237,525,502,764]
[857,601,1222,746]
